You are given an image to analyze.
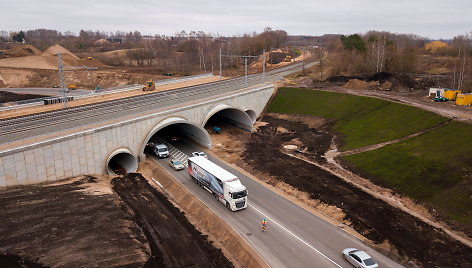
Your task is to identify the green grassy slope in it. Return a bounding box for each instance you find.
[268,87,472,225]
[268,87,447,150]
[343,122,472,223]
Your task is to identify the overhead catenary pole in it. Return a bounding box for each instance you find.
[262,49,266,77]
[57,53,68,108]
[56,53,98,109]
[220,53,259,89]
[244,58,248,88]
[219,48,222,80]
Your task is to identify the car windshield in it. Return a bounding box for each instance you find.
[173,160,182,165]
[232,190,247,199]
[363,258,376,266]
[158,148,167,152]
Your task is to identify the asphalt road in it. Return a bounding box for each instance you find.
[149,139,404,268]
[0,88,90,97]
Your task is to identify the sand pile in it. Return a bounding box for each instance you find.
[0,44,107,70]
[344,79,378,90]
[42,44,80,59]
[1,45,42,57]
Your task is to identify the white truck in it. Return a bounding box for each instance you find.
[188,156,247,211]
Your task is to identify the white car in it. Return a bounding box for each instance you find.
[191,151,208,158]
[342,248,378,268]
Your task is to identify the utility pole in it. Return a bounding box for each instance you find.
[57,53,68,108]
[262,49,266,77]
[220,53,259,88]
[244,58,248,88]
[56,53,98,108]
[219,48,222,80]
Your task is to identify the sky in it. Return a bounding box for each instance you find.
[1,0,471,39]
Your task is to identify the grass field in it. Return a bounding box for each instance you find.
[268,87,472,226]
[343,121,472,224]
[268,87,447,150]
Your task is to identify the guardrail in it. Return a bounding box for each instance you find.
[153,73,213,86]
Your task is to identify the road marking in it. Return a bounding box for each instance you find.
[249,204,343,268]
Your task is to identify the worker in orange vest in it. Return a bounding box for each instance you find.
[261,218,268,232]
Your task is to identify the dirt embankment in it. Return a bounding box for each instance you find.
[112,173,234,268]
[241,116,472,267]
[0,174,234,267]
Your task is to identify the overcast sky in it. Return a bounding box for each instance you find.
[1,0,471,39]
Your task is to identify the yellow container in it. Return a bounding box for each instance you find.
[444,90,461,100]
[455,93,472,106]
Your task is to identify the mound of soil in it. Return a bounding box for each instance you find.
[112,173,234,268]
[1,45,42,58]
[242,115,472,267]
[0,174,233,267]
[0,176,150,267]
[329,72,420,91]
[42,44,79,59]
[344,79,378,90]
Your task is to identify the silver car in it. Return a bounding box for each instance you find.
[169,159,184,171]
[342,248,378,268]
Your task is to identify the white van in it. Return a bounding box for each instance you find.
[154,144,169,158]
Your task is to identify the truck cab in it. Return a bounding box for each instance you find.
[224,179,247,211]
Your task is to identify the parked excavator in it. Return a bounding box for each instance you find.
[142,80,156,91]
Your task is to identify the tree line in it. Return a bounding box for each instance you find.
[324,31,471,91]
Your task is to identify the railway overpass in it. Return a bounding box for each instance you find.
[0,62,310,186]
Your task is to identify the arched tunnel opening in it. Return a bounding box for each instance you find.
[144,122,212,159]
[245,109,257,123]
[204,108,254,133]
[107,151,138,175]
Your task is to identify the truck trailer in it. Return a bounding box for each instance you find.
[188,156,247,211]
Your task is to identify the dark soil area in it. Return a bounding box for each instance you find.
[0,175,233,268]
[112,173,234,268]
[309,72,441,91]
[0,176,150,267]
[0,253,48,268]
[243,115,472,268]
[0,91,47,104]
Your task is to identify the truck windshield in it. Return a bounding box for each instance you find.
[231,190,247,199]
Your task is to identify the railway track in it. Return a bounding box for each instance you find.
[0,61,313,141]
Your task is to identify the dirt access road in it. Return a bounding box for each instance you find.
[0,174,233,267]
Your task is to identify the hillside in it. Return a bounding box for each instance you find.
[268,87,472,236]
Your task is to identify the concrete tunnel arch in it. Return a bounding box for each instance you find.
[244,109,257,124]
[106,148,138,175]
[203,104,254,131]
[139,117,212,159]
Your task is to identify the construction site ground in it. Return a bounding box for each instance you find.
[208,117,472,268]
[0,174,233,267]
